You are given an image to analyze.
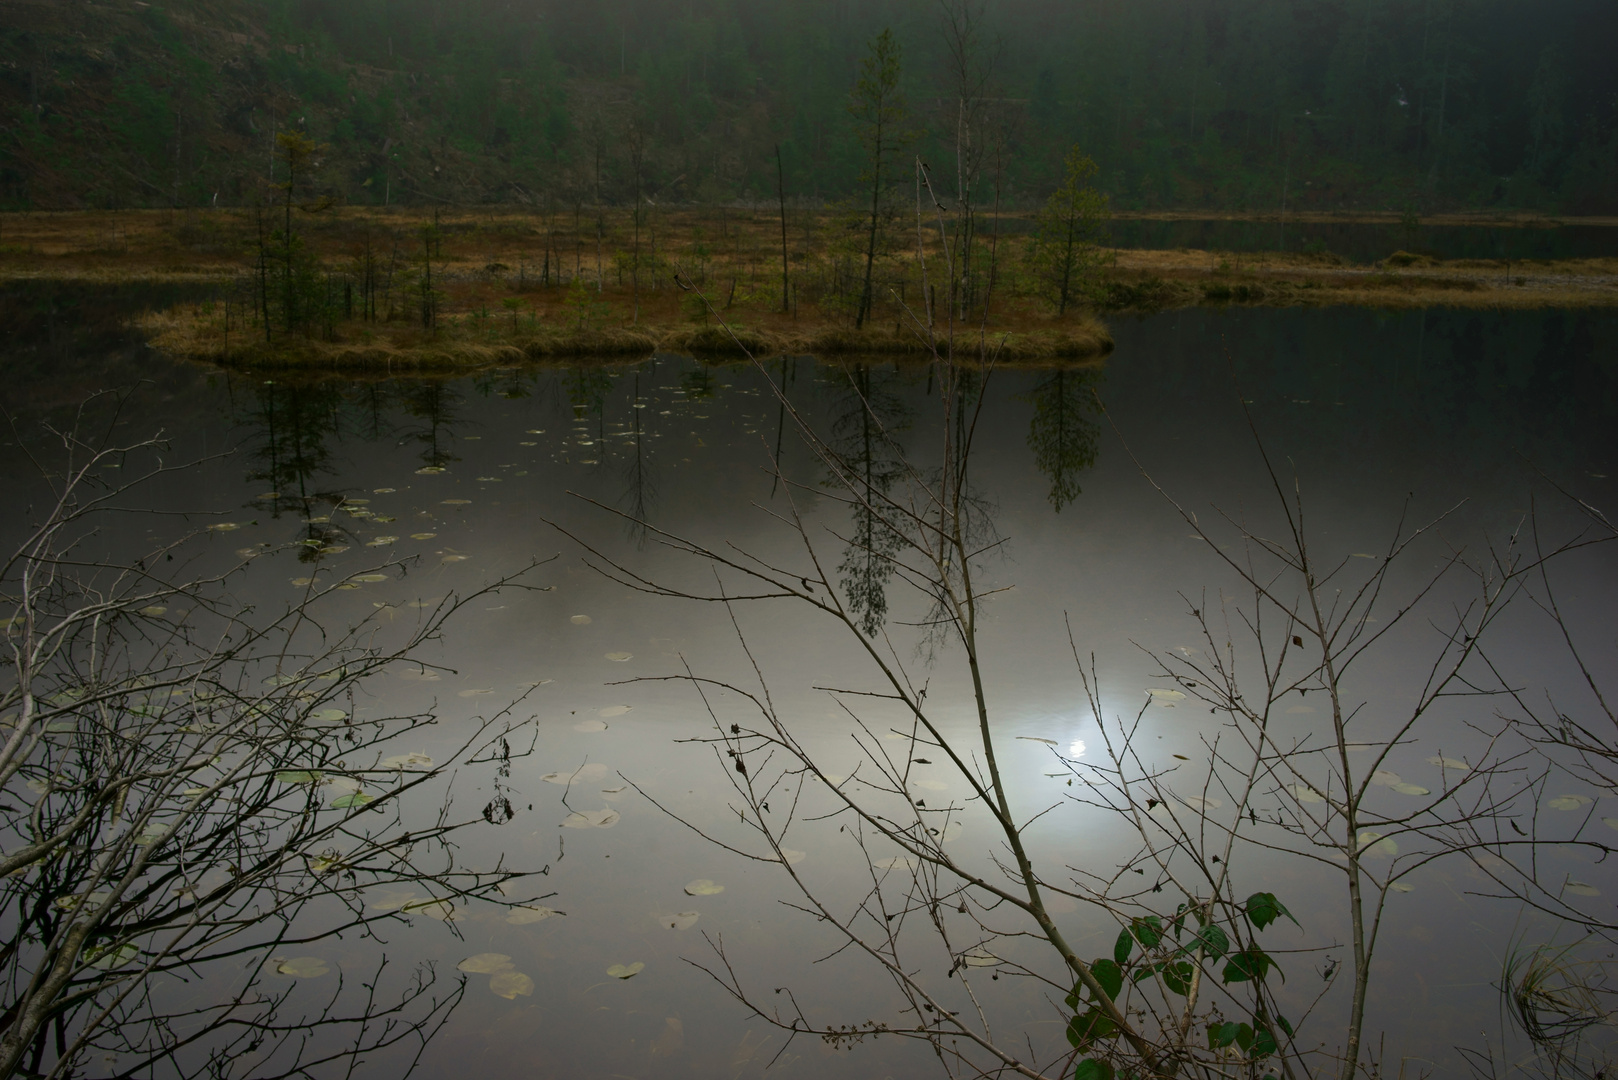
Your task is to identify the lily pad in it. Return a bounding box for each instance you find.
[489,971,535,998]
[410,533,437,540]
[1148,688,1186,703]
[962,948,999,968]
[604,652,633,662]
[507,905,561,925]
[134,824,172,845]
[140,605,168,617]
[365,538,398,547]
[1426,756,1470,771]
[400,898,456,920]
[457,953,514,974]
[542,763,610,785]
[1566,880,1601,897]
[873,856,917,870]
[373,487,396,494]
[415,467,446,475]
[1389,882,1414,893]
[913,779,948,792]
[331,792,376,809]
[1548,795,1593,811]
[561,808,620,829]
[365,889,418,912]
[87,943,139,970]
[1370,770,1402,787]
[1603,818,1618,831]
[1391,782,1430,796]
[573,719,608,732]
[440,554,470,564]
[1181,796,1224,811]
[277,771,322,784]
[658,911,700,930]
[1357,830,1398,856]
[684,879,725,896]
[598,705,632,717]
[1287,783,1325,804]
[457,688,494,698]
[570,615,592,625]
[379,752,434,770]
[441,499,471,506]
[275,957,330,977]
[779,849,807,865]
[606,962,644,980]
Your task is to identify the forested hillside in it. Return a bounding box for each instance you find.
[3,0,1615,213]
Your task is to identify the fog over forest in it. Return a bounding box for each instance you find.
[2,0,1615,212]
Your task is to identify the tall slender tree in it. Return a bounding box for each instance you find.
[849,29,911,331]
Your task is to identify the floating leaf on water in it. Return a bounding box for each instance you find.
[25,777,49,796]
[379,752,434,770]
[606,962,644,980]
[410,532,437,540]
[779,848,807,865]
[374,516,396,523]
[1391,782,1430,796]
[440,554,470,564]
[1566,880,1601,897]
[1603,818,1618,832]
[291,577,317,587]
[457,688,494,698]
[914,779,948,792]
[873,856,917,871]
[1357,830,1398,856]
[1147,689,1186,703]
[415,467,446,475]
[476,477,500,482]
[542,763,610,785]
[658,911,700,930]
[139,605,167,617]
[1389,882,1414,893]
[1426,756,1470,771]
[182,786,208,797]
[457,953,514,974]
[598,705,632,717]
[258,491,280,500]
[310,708,347,723]
[1285,705,1315,714]
[406,599,444,610]
[134,824,171,845]
[207,522,241,532]
[1017,737,1058,745]
[275,957,330,977]
[1287,783,1326,805]
[396,667,441,681]
[962,948,999,968]
[604,652,633,662]
[507,905,560,925]
[1548,795,1593,811]
[365,538,398,547]
[684,879,725,896]
[277,771,322,784]
[365,889,418,913]
[561,808,620,829]
[573,719,608,732]
[441,499,471,506]
[86,943,139,970]
[570,615,592,625]
[526,429,545,434]
[939,821,964,842]
[334,583,361,591]
[1181,796,1224,811]
[44,720,77,733]
[400,898,456,920]
[54,891,110,912]
[331,792,376,809]
[489,971,534,999]
[1370,770,1402,787]
[373,488,396,494]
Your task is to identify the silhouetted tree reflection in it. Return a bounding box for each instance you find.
[826,363,910,638]
[681,362,719,402]
[1025,364,1102,512]
[398,380,463,470]
[567,366,617,451]
[244,381,348,561]
[620,370,659,547]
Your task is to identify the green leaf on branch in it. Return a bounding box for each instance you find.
[1222,947,1277,984]
[1252,1026,1280,1057]
[1114,928,1133,964]
[1130,915,1163,949]
[1277,1015,1294,1037]
[1194,924,1230,958]
[1208,1021,1254,1050]
[1066,1008,1118,1049]
[1074,1058,1115,1080]
[1244,892,1299,931]
[1091,959,1124,1000]
[1161,961,1195,996]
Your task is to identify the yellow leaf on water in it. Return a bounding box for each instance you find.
[489,971,534,998]
[457,953,514,974]
[684,879,724,896]
[606,962,644,979]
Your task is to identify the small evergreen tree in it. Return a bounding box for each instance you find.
[1031,146,1109,315]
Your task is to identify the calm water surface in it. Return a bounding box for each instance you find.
[3,303,1616,1079]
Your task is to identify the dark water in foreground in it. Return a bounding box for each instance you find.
[2,300,1617,1079]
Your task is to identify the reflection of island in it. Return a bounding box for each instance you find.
[1025,365,1102,513]
[399,380,462,470]
[826,363,910,639]
[244,381,346,561]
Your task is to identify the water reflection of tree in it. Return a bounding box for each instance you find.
[827,363,910,638]
[398,379,463,469]
[1025,364,1102,512]
[620,369,659,547]
[567,366,616,449]
[245,381,348,561]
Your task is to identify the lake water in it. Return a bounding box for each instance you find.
[3,301,1616,1079]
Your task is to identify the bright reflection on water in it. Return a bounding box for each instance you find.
[2,305,1616,1079]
